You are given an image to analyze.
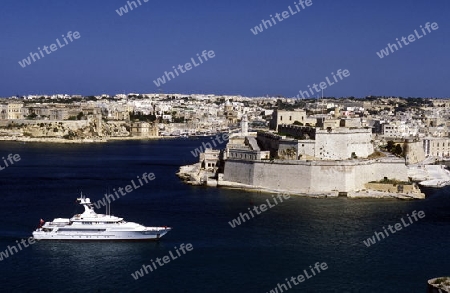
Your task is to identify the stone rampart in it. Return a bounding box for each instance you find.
[223,158,408,194]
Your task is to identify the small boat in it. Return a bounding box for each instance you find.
[33,195,171,241]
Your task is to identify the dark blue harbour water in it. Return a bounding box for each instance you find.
[0,138,449,293]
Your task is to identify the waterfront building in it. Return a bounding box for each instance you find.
[131,122,158,137]
[0,102,24,120]
[200,149,221,172]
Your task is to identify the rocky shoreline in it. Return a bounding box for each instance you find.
[0,135,176,144]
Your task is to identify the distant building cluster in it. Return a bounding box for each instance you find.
[0,94,449,161]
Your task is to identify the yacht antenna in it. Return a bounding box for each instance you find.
[106,188,111,216]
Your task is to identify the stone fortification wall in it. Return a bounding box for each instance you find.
[404,140,425,164]
[297,140,316,159]
[277,124,316,139]
[228,149,270,161]
[278,139,316,160]
[278,140,299,160]
[224,160,255,185]
[223,158,407,193]
[257,128,375,161]
[315,128,374,160]
[253,160,313,192]
[309,163,354,192]
[256,131,282,158]
[365,182,416,193]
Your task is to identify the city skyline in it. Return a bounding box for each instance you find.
[1,0,449,98]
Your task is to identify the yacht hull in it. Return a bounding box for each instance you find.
[32,229,171,241]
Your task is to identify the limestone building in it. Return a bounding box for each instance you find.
[314,128,374,160]
[269,125,374,161]
[0,102,24,120]
[269,109,307,131]
[131,122,158,137]
[423,138,450,158]
[200,149,221,172]
[404,140,425,164]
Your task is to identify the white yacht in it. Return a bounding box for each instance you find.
[33,195,171,240]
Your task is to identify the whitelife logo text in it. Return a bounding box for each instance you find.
[363,210,425,247]
[18,31,81,68]
[115,0,149,16]
[250,0,313,36]
[153,50,215,87]
[131,243,193,280]
[376,22,439,59]
[228,194,290,228]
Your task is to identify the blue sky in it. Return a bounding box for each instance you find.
[1,0,449,98]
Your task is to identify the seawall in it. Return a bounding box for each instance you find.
[223,158,408,194]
